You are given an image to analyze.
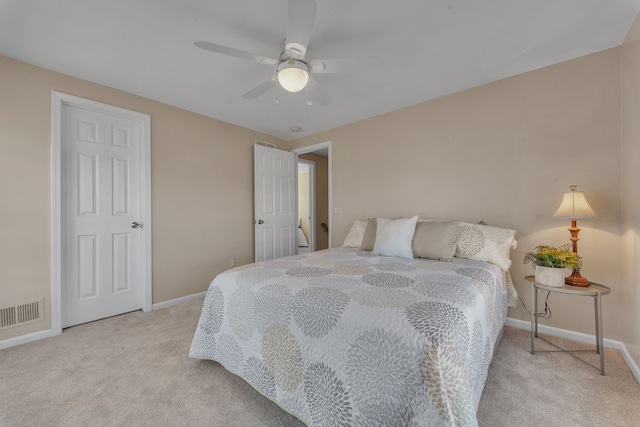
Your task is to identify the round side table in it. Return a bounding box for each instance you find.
[525,275,610,375]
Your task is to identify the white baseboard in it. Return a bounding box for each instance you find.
[618,343,640,384]
[1,293,207,351]
[506,317,640,383]
[0,329,53,350]
[152,291,206,311]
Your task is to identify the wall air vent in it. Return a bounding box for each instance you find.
[255,140,276,149]
[0,299,44,330]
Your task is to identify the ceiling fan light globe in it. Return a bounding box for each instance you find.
[277,61,309,92]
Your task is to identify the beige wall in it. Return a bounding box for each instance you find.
[621,14,640,364]
[299,153,329,250]
[291,48,625,344]
[0,55,287,341]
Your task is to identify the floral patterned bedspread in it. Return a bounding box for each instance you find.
[189,248,509,426]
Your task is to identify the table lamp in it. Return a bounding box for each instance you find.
[552,185,598,286]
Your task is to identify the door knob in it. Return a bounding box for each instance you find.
[131,222,141,228]
[257,220,264,225]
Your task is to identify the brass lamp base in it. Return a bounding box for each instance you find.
[565,269,590,287]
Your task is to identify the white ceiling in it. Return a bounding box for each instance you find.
[1,0,638,140]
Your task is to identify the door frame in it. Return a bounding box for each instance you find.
[291,141,332,248]
[50,91,152,336]
[297,158,316,252]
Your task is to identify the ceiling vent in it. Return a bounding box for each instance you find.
[255,140,276,149]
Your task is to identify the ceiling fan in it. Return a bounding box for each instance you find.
[194,0,379,106]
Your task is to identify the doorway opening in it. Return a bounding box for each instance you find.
[297,160,314,254]
[292,141,332,251]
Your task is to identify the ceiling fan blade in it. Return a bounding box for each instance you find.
[309,56,382,73]
[285,0,317,60]
[242,75,278,99]
[194,41,278,66]
[308,76,332,106]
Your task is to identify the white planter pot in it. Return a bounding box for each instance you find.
[534,265,572,287]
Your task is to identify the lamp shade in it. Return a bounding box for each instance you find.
[277,60,309,93]
[552,186,598,219]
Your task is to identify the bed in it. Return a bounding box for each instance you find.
[190,218,517,426]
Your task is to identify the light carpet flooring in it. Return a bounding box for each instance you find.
[1,299,639,426]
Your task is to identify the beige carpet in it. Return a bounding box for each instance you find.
[1,299,638,426]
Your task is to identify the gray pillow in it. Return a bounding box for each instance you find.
[359,218,377,251]
[411,221,459,260]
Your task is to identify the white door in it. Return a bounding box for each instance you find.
[61,104,144,327]
[254,145,297,262]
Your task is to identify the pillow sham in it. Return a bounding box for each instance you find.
[359,218,377,251]
[454,222,517,271]
[411,221,459,260]
[372,216,419,259]
[342,219,368,247]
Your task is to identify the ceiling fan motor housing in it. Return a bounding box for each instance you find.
[285,42,307,59]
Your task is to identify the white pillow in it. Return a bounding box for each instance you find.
[372,216,419,259]
[342,220,368,247]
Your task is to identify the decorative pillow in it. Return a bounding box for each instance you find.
[359,218,377,251]
[454,222,517,271]
[342,220,368,247]
[372,216,419,259]
[411,221,459,260]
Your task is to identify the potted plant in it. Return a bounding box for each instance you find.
[523,245,581,287]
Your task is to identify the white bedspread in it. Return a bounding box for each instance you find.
[190,248,509,426]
